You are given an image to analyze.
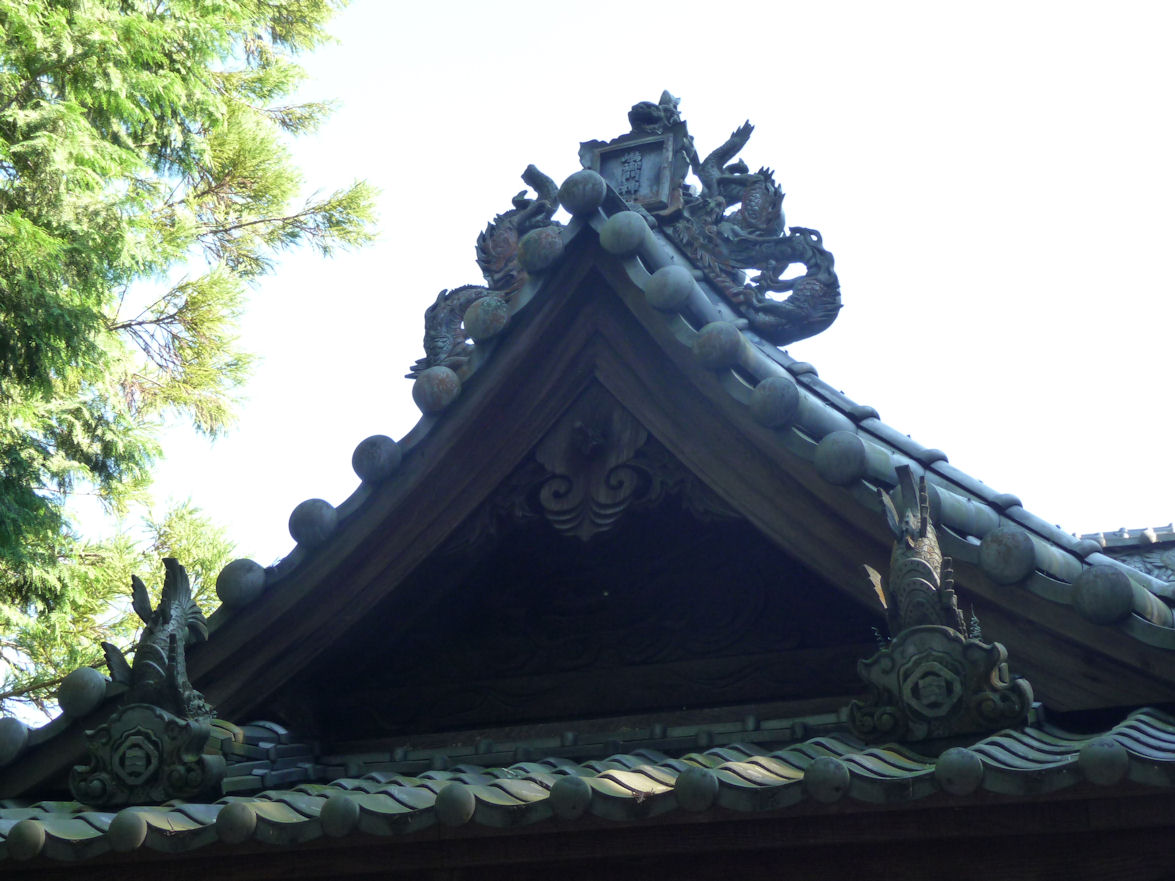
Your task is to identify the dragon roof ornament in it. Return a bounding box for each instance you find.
[581,91,842,346]
[849,468,1033,743]
[408,165,561,378]
[408,94,842,381]
[70,559,225,807]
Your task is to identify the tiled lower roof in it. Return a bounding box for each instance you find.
[3,708,1174,862]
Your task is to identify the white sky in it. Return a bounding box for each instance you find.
[143,0,1175,567]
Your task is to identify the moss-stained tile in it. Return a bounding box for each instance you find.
[489,777,549,802]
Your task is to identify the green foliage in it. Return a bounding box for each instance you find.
[0,503,236,714]
[0,0,375,705]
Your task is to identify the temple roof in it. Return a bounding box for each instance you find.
[175,182,1175,658]
[1,98,1174,869]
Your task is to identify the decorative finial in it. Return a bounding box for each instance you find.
[581,94,842,346]
[868,466,966,635]
[408,166,560,378]
[849,468,1032,742]
[71,559,224,807]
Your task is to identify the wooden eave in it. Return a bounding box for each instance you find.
[187,235,894,718]
[188,229,1175,718]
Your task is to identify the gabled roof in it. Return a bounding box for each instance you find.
[196,202,1174,697]
[2,99,1174,867]
[5,163,1175,774]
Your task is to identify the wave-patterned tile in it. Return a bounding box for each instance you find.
[8,710,1175,861]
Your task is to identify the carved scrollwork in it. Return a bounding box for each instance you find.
[446,384,741,553]
[534,387,648,541]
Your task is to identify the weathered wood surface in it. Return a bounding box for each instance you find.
[187,239,1175,719]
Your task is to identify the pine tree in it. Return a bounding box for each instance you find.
[0,0,376,709]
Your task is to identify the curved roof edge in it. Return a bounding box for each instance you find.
[4,172,1174,778]
[207,190,1175,642]
[2,707,1173,863]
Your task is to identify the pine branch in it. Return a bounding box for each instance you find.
[201,207,317,236]
[0,670,73,704]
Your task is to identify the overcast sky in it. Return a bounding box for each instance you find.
[141,1,1175,566]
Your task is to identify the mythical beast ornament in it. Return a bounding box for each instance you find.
[849,467,1033,743]
[408,164,561,377]
[581,92,842,347]
[71,559,224,807]
[407,95,841,380]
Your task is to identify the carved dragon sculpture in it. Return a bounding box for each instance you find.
[101,557,211,719]
[866,465,967,636]
[849,466,1032,742]
[407,96,843,380]
[627,90,684,134]
[409,165,559,377]
[661,117,843,346]
[71,559,223,807]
